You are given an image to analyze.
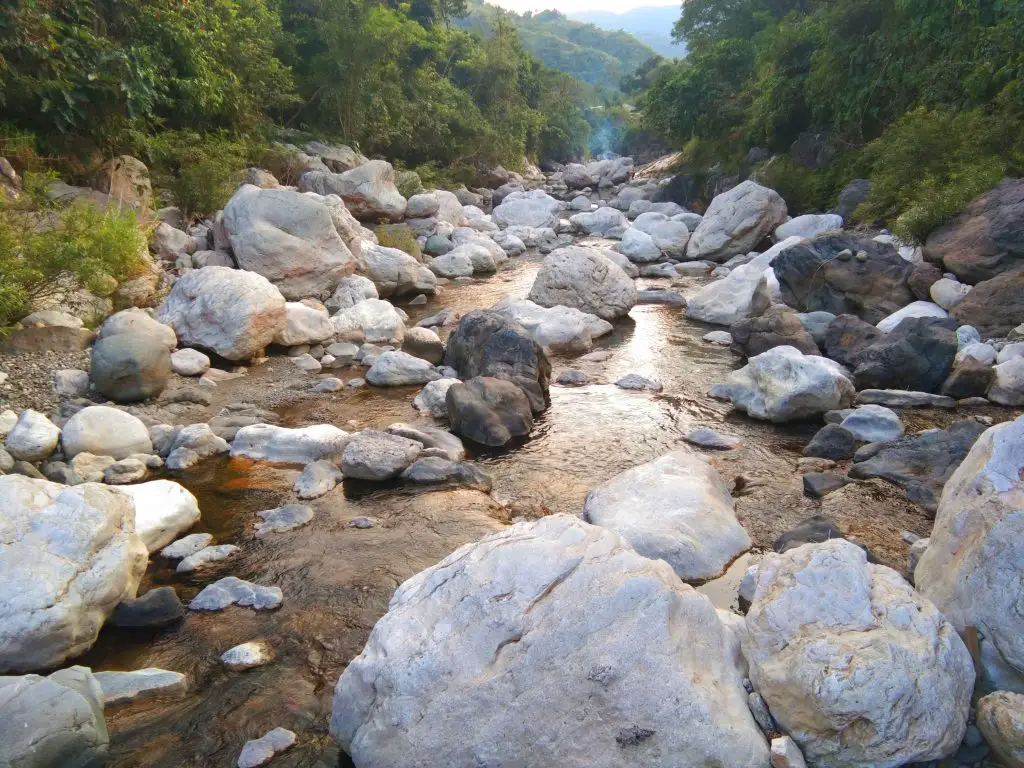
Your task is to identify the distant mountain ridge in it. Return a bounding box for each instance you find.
[458,2,658,93]
[568,7,686,60]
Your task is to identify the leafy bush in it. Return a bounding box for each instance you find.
[0,174,147,326]
[754,154,858,218]
[374,224,423,260]
[146,131,253,218]
[856,108,1020,241]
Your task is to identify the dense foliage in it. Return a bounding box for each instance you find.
[641,0,1024,239]
[458,1,655,95]
[0,174,147,326]
[0,0,593,187]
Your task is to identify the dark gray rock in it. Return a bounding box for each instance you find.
[109,587,184,628]
[442,310,550,413]
[446,376,534,447]
[731,306,820,358]
[802,472,849,498]
[836,179,871,220]
[400,457,493,492]
[790,132,836,169]
[773,234,915,324]
[91,333,171,402]
[950,271,1024,338]
[773,515,874,561]
[941,359,996,399]
[850,317,957,393]
[823,314,883,369]
[556,370,588,386]
[848,420,987,513]
[908,261,944,301]
[803,424,859,460]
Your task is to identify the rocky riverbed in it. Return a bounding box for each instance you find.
[1,149,1023,768]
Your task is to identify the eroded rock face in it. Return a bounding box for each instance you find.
[916,415,1024,691]
[711,345,855,422]
[157,267,286,361]
[744,539,974,768]
[299,160,407,221]
[924,179,1024,284]
[331,515,770,768]
[583,451,750,582]
[773,233,915,324]
[223,185,356,299]
[0,476,148,673]
[528,246,637,321]
[685,180,788,263]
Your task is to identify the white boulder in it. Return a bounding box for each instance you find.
[274,301,335,347]
[686,181,788,262]
[492,191,561,229]
[711,345,855,422]
[96,308,177,350]
[413,378,461,418]
[231,424,350,464]
[491,297,612,354]
[61,406,152,460]
[916,415,1024,691]
[744,539,974,767]
[632,212,690,258]
[930,277,972,310]
[773,213,842,241]
[0,477,147,672]
[222,185,356,299]
[5,409,60,462]
[157,267,286,361]
[583,451,751,581]
[300,160,406,221]
[613,227,662,263]
[332,298,405,345]
[115,479,201,553]
[988,357,1024,406]
[359,242,436,298]
[568,206,629,238]
[528,246,637,321]
[330,515,770,767]
[875,300,948,332]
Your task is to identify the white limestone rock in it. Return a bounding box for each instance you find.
[5,409,60,462]
[116,479,201,553]
[231,424,350,464]
[491,297,612,355]
[773,213,842,241]
[60,405,152,460]
[274,301,335,346]
[875,300,948,332]
[331,298,405,345]
[686,181,788,262]
[528,245,637,321]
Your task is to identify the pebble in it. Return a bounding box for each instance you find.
[221,641,273,671]
[255,503,314,536]
[176,544,241,573]
[684,428,740,450]
[556,370,588,386]
[94,668,187,707]
[615,374,662,392]
[160,533,214,559]
[237,727,296,768]
[189,577,283,612]
[702,331,733,345]
[349,516,377,529]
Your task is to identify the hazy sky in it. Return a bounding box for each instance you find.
[489,0,680,15]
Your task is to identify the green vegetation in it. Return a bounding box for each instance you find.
[0,0,595,215]
[0,175,147,326]
[640,0,1024,239]
[458,2,655,96]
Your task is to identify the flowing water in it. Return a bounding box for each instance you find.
[80,249,948,766]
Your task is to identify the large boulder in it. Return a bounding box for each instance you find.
[442,310,550,412]
[90,332,171,402]
[445,376,534,447]
[583,451,751,582]
[96,307,176,350]
[977,691,1024,766]
[731,305,820,357]
[562,162,595,189]
[528,246,637,321]
[358,241,437,298]
[916,415,1024,691]
[0,476,148,672]
[326,274,379,312]
[330,515,770,768]
[365,351,440,387]
[222,185,356,299]
[822,314,884,368]
[157,267,286,361]
[341,430,422,481]
[230,424,350,464]
[274,301,335,346]
[491,298,612,355]
[568,206,629,238]
[924,179,1024,284]
[685,236,803,326]
[744,539,974,767]
[332,298,405,345]
[115,479,201,553]
[950,271,1024,338]
[710,345,855,422]
[631,212,690,258]
[61,406,152,460]
[685,180,787,262]
[850,317,957,393]
[773,233,916,324]
[0,666,109,767]
[613,227,662,263]
[492,191,560,230]
[848,419,987,513]
[299,160,407,221]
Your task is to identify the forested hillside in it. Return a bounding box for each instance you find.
[458,1,656,94]
[569,7,686,60]
[0,0,593,189]
[638,0,1024,241]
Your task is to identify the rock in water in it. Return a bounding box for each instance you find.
[744,539,974,767]
[0,476,147,673]
[848,420,986,513]
[189,577,282,612]
[583,451,751,582]
[330,515,770,768]
[110,587,184,628]
[731,305,819,357]
[254,503,314,536]
[0,666,109,767]
[342,430,421,481]
[445,376,534,447]
[413,378,460,418]
[710,345,855,422]
[94,668,186,706]
[115,479,201,553]
[221,641,273,671]
[528,246,637,321]
[976,691,1024,767]
[685,180,788,262]
[490,298,612,355]
[916,415,1024,691]
[157,267,286,361]
[230,424,350,464]
[850,317,957,392]
[294,460,343,499]
[237,727,297,768]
